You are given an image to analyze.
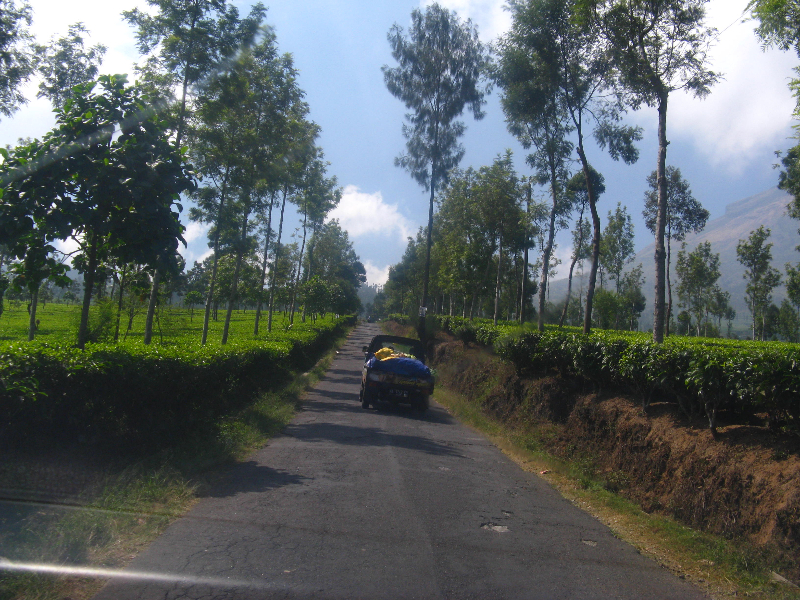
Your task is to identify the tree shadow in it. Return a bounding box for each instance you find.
[283,421,463,458]
[201,462,308,499]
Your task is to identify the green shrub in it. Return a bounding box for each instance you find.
[0,317,350,451]
[433,315,800,433]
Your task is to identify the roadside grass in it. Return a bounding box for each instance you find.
[0,327,349,600]
[433,386,800,600]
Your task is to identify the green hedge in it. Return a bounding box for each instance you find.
[434,316,800,434]
[0,318,350,450]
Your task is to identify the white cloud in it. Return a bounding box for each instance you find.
[364,261,391,287]
[327,185,413,242]
[183,221,210,245]
[420,0,510,41]
[630,0,797,173]
[423,0,797,174]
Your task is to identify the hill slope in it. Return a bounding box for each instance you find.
[548,187,799,333]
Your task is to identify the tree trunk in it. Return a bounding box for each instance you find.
[27,287,39,341]
[254,192,276,336]
[77,233,99,349]
[538,176,559,331]
[559,207,586,328]
[202,178,230,345]
[268,187,288,332]
[222,211,250,344]
[652,92,670,343]
[143,266,161,345]
[666,222,673,337]
[494,231,503,326]
[419,164,437,343]
[576,147,600,335]
[520,184,531,324]
[289,208,308,325]
[114,266,127,342]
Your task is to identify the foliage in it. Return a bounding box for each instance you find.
[737,226,782,341]
[36,22,106,109]
[432,315,800,435]
[583,0,719,343]
[600,202,635,293]
[675,241,723,337]
[495,0,642,334]
[0,0,38,119]
[0,313,351,450]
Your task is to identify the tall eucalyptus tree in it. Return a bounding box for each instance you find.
[36,23,106,109]
[559,168,604,327]
[289,153,340,325]
[496,0,641,333]
[0,0,37,119]
[267,119,318,333]
[580,0,719,342]
[383,2,489,339]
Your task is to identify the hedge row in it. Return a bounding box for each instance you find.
[0,317,352,449]
[435,316,800,435]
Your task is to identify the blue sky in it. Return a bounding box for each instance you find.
[1,0,797,286]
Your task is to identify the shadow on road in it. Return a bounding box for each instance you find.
[202,462,308,499]
[283,422,464,458]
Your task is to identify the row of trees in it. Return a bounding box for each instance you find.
[382,0,800,342]
[0,0,365,346]
[383,0,719,343]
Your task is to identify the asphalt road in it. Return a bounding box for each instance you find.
[92,323,707,600]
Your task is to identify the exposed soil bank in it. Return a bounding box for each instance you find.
[430,337,800,583]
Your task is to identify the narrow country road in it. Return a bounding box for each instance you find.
[93,323,707,600]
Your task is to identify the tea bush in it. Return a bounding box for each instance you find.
[0,316,351,450]
[434,316,800,434]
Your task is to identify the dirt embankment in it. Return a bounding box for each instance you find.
[430,338,800,581]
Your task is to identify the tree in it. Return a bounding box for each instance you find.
[473,152,524,325]
[303,220,365,316]
[600,202,635,294]
[583,0,719,343]
[56,75,195,349]
[675,241,721,337]
[778,298,800,342]
[37,23,106,109]
[618,264,646,330]
[383,2,489,340]
[496,0,642,334]
[736,226,782,340]
[0,0,38,119]
[559,169,602,327]
[0,137,72,340]
[124,0,266,344]
[289,153,340,325]
[643,165,709,335]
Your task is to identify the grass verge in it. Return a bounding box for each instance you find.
[433,386,800,600]
[0,327,350,600]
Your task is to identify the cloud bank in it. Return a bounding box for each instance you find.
[326,185,413,243]
[666,0,797,172]
[363,261,391,287]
